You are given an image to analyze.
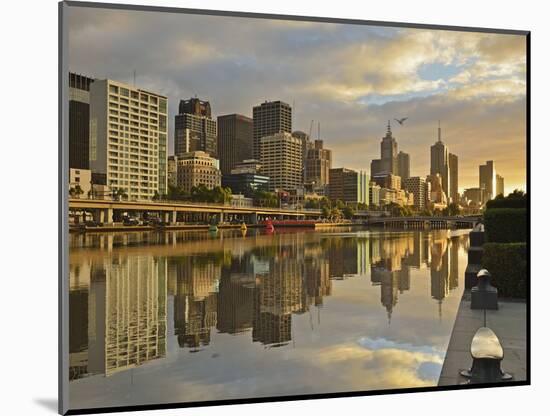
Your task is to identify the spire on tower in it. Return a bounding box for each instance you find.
[438,120,442,142]
[387,120,392,135]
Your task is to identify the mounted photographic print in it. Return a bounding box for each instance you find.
[59,1,530,414]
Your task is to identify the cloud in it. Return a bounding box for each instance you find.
[66,5,527,193]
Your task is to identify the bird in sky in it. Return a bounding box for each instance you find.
[394,117,408,125]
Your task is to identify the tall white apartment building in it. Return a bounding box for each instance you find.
[260,132,303,192]
[89,79,168,200]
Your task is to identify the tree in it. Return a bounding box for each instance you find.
[447,202,460,216]
[334,199,345,210]
[342,205,355,219]
[330,208,342,221]
[210,186,232,204]
[166,184,189,201]
[321,205,330,219]
[420,208,433,217]
[507,189,526,199]
[319,197,331,209]
[305,199,320,209]
[253,190,278,208]
[112,188,128,201]
[74,184,84,199]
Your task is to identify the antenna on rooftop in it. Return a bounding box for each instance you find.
[133,70,136,87]
[292,99,295,128]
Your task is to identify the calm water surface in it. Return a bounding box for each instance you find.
[69,227,469,410]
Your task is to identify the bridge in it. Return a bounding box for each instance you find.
[68,198,322,224]
[366,215,482,229]
[68,198,480,230]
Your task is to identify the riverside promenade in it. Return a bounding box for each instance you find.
[438,292,527,386]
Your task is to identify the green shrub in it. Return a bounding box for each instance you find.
[482,243,527,298]
[484,208,527,243]
[486,198,527,209]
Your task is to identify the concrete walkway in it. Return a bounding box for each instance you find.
[439,294,527,386]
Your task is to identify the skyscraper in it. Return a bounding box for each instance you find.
[253,101,292,160]
[69,73,94,170]
[175,98,217,158]
[304,140,332,189]
[430,121,450,197]
[496,174,505,197]
[479,160,496,202]
[402,177,428,210]
[328,168,369,205]
[217,114,253,175]
[427,173,448,206]
[380,121,398,174]
[259,132,302,192]
[397,151,410,179]
[448,153,459,203]
[292,130,312,182]
[370,159,382,178]
[89,78,168,200]
[167,155,177,187]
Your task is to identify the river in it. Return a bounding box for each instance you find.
[68,227,469,410]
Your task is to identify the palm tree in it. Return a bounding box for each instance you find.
[112,188,128,201]
[74,184,84,199]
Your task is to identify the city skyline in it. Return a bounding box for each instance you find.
[68,7,527,194]
[62,5,529,413]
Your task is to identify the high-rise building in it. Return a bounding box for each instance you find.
[253,101,292,160]
[305,139,332,189]
[231,159,263,174]
[89,79,168,200]
[369,183,381,207]
[370,159,382,178]
[167,155,177,188]
[179,97,211,117]
[380,121,398,174]
[328,168,369,205]
[402,177,428,210]
[372,173,401,190]
[69,73,94,170]
[448,153,459,203]
[292,130,312,178]
[259,132,302,192]
[217,114,253,175]
[463,187,485,207]
[176,151,221,193]
[496,174,505,197]
[222,160,269,196]
[427,173,448,207]
[430,121,450,197]
[175,98,217,158]
[397,151,410,179]
[479,160,496,202]
[379,188,398,206]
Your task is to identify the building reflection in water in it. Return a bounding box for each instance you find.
[69,230,465,380]
[69,256,167,380]
[172,254,220,350]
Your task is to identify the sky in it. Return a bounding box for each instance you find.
[67,6,527,194]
